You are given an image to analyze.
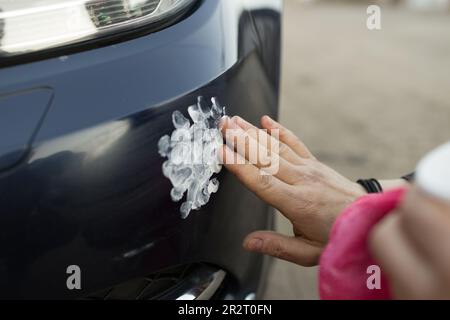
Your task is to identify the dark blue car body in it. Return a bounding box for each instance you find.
[0,0,282,299]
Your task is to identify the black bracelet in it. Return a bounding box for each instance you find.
[357,178,383,194]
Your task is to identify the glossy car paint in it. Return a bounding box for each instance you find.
[0,0,282,299]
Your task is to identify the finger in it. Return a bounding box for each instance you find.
[369,213,436,299]
[220,145,295,214]
[400,187,450,283]
[243,231,322,267]
[261,115,315,159]
[233,116,303,165]
[222,117,299,184]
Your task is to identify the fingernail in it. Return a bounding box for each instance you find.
[234,116,248,128]
[227,117,239,129]
[219,116,229,128]
[264,115,275,124]
[246,238,263,251]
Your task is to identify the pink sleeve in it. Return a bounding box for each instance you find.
[319,188,406,300]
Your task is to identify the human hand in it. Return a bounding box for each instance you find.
[220,115,366,266]
[369,186,450,299]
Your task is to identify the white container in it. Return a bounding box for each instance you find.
[416,141,450,202]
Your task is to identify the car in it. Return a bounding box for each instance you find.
[0,0,282,299]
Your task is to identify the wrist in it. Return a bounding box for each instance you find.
[343,182,367,207]
[378,179,408,191]
[353,182,368,196]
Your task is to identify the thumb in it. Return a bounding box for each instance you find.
[243,231,323,267]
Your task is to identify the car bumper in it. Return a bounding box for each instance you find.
[0,0,282,299]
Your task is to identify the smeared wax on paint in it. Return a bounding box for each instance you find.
[158,97,226,219]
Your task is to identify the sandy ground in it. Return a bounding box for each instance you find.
[263,0,450,299]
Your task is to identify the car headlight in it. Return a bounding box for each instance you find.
[0,0,197,58]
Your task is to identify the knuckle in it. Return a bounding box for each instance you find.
[279,127,289,141]
[264,238,285,258]
[256,174,274,192]
[278,142,289,155]
[291,135,302,146]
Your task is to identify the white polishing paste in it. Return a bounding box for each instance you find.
[158,96,225,219]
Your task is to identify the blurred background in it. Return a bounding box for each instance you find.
[263,0,450,299]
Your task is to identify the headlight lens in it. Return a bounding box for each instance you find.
[0,0,196,57]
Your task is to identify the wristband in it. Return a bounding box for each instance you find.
[356,178,383,194]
